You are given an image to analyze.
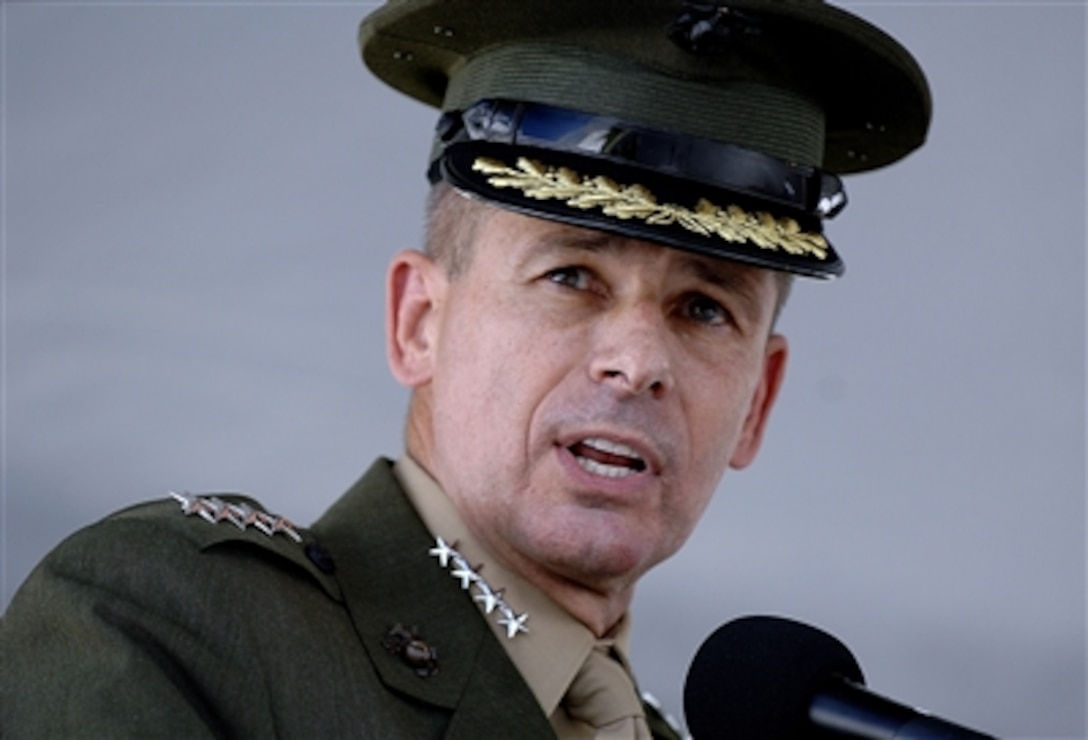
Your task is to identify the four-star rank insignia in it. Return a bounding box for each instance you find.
[429,536,529,639]
[170,491,302,543]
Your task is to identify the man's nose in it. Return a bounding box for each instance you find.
[588,304,674,399]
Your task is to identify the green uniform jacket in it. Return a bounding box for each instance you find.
[2,459,681,739]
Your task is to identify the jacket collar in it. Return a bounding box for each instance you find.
[311,458,554,739]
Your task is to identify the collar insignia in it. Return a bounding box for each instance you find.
[382,623,440,678]
[429,536,529,639]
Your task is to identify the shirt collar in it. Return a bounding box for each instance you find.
[394,454,636,716]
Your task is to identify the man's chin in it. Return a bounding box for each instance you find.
[523,514,663,587]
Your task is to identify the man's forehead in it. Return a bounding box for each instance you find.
[491,207,776,293]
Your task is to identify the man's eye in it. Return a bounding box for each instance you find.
[683,294,730,326]
[545,266,592,291]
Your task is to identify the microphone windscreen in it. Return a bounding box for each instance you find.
[683,615,866,739]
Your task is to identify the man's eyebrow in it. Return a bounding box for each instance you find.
[536,229,619,254]
[679,256,770,320]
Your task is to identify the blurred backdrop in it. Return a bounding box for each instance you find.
[3,2,1085,737]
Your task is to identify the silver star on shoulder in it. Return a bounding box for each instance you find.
[198,496,224,523]
[251,509,276,537]
[224,501,257,530]
[171,491,206,516]
[212,499,237,524]
[268,515,303,543]
[428,536,529,639]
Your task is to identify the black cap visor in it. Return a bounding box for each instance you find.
[433,101,845,278]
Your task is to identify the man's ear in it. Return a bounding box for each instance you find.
[729,333,789,470]
[386,249,446,388]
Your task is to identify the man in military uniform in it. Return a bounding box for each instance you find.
[2,1,929,737]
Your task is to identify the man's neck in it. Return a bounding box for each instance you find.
[470,537,634,638]
[398,446,632,637]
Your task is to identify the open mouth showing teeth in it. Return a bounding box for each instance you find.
[568,437,647,478]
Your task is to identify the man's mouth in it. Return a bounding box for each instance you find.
[568,437,648,479]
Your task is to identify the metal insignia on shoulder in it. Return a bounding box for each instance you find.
[169,491,302,543]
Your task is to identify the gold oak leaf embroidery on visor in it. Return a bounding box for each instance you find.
[472,157,829,260]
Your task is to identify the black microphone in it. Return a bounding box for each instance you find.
[683,615,998,739]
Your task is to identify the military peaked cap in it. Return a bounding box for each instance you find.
[359,0,931,278]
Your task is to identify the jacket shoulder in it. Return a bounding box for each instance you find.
[3,492,348,736]
[42,491,341,603]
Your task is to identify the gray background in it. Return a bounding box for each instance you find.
[3,1,1085,737]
